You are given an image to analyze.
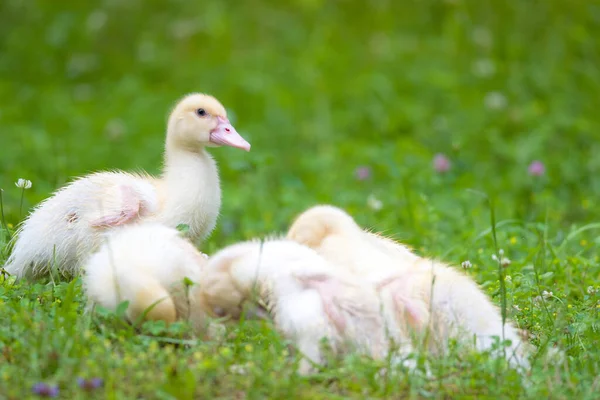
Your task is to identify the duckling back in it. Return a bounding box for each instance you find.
[5,172,159,279]
[201,239,397,374]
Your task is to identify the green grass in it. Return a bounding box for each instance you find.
[1,0,599,398]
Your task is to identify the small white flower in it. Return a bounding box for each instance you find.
[105,119,126,139]
[505,275,512,282]
[369,32,391,57]
[484,91,507,111]
[67,54,98,78]
[432,116,448,131]
[86,10,107,32]
[138,41,156,63]
[472,58,496,78]
[15,179,32,189]
[72,84,93,102]
[228,364,248,375]
[170,19,200,39]
[542,290,553,299]
[367,194,383,211]
[587,286,597,295]
[472,26,493,48]
[492,251,511,267]
[461,260,472,269]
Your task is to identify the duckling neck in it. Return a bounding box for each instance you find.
[159,145,222,241]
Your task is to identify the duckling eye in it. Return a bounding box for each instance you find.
[196,108,207,117]
[213,306,226,317]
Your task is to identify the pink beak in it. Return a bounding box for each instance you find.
[209,116,251,151]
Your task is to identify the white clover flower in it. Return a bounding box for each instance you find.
[542,290,553,299]
[367,194,383,211]
[170,20,199,39]
[472,26,493,48]
[105,118,126,139]
[15,179,32,189]
[228,364,248,375]
[472,58,496,78]
[461,260,472,269]
[432,116,448,131]
[138,41,156,63]
[587,286,597,295]
[86,10,107,32]
[484,91,507,110]
[492,251,511,267]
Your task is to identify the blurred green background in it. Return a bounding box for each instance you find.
[1,0,599,397]
[2,0,598,240]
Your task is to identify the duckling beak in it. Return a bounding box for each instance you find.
[209,117,251,151]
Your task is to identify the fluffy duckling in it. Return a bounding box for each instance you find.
[287,205,531,369]
[197,239,414,375]
[6,93,250,279]
[83,223,209,331]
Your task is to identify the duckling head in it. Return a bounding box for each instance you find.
[198,241,275,320]
[287,205,360,248]
[167,93,251,152]
[196,244,250,319]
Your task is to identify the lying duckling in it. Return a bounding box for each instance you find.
[287,205,531,369]
[6,93,250,279]
[197,239,416,375]
[83,223,208,332]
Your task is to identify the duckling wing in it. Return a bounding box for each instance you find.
[89,184,143,228]
[294,273,378,333]
[376,274,430,330]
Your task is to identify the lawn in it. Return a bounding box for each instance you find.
[1,0,599,398]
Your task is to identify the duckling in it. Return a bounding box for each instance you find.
[197,239,416,375]
[5,93,250,279]
[287,205,531,369]
[83,222,209,332]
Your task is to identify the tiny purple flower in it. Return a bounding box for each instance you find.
[528,160,545,176]
[354,166,372,181]
[32,383,59,397]
[433,153,451,173]
[78,377,104,390]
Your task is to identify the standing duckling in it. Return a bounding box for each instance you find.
[83,223,209,332]
[287,205,531,370]
[5,93,250,279]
